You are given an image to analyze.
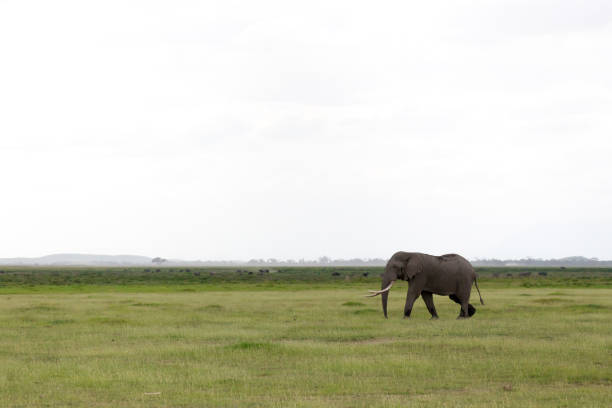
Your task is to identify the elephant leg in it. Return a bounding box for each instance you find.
[468,304,476,316]
[459,300,471,319]
[403,285,422,318]
[452,286,473,318]
[421,291,438,319]
[457,295,471,319]
[449,294,465,317]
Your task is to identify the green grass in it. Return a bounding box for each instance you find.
[1,279,611,407]
[0,266,611,291]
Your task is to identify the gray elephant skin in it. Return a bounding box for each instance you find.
[367,252,484,319]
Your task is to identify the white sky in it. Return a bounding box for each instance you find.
[1,0,611,260]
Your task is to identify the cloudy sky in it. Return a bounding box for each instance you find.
[1,0,611,261]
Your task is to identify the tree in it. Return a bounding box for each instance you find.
[318,256,331,264]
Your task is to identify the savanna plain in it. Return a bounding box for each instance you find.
[0,267,610,407]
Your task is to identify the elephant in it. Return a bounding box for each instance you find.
[366,252,484,319]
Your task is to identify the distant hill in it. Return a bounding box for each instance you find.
[0,253,152,266]
[0,254,610,267]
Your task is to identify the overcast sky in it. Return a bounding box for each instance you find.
[1,1,611,261]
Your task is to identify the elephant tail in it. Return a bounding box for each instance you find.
[474,278,484,305]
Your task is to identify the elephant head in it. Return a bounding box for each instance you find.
[366,252,422,318]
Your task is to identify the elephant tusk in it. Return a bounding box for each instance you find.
[365,281,394,297]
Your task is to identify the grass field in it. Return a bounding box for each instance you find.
[1,269,611,407]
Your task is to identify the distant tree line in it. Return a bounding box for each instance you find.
[471,256,612,267]
[8,254,607,267]
[239,257,388,266]
[168,255,612,267]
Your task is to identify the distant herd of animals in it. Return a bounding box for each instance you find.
[235,269,271,275]
[492,271,548,277]
[331,271,370,277]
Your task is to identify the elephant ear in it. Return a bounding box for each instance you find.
[404,255,423,280]
[389,260,405,278]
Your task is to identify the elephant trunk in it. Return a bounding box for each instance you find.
[365,271,396,317]
[382,290,389,319]
[381,277,393,319]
